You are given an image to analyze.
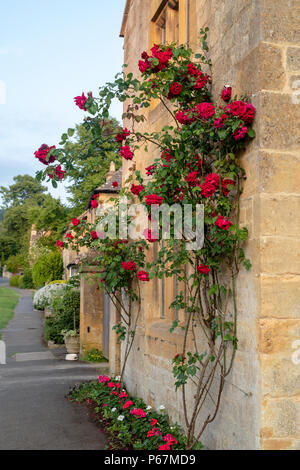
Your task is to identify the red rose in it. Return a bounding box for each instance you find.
[160,149,174,162]
[194,102,215,120]
[215,215,232,230]
[91,231,99,239]
[137,270,149,282]
[66,233,74,240]
[145,165,156,176]
[176,109,195,125]
[120,145,134,160]
[233,126,248,141]
[48,164,65,180]
[222,178,235,196]
[34,144,56,165]
[197,264,210,275]
[91,198,98,208]
[138,59,151,74]
[242,103,256,123]
[168,82,182,99]
[74,92,87,110]
[145,194,164,206]
[141,51,149,60]
[194,74,210,89]
[122,261,136,271]
[71,218,80,226]
[131,184,144,195]
[186,63,203,78]
[151,418,158,426]
[221,86,232,102]
[115,128,131,142]
[200,182,216,198]
[151,44,173,71]
[205,173,220,188]
[227,100,255,123]
[214,118,225,129]
[56,240,64,248]
[186,171,200,187]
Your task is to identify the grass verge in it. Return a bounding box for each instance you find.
[0,287,19,339]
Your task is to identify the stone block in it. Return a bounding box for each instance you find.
[261,398,300,438]
[236,42,285,94]
[260,195,300,236]
[261,438,299,450]
[260,92,300,151]
[287,47,300,72]
[260,236,300,274]
[261,354,300,397]
[259,318,300,354]
[261,274,300,319]
[259,151,300,194]
[261,0,300,44]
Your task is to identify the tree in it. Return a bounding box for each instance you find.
[63,120,122,212]
[0,175,69,264]
[28,195,71,249]
[0,174,47,208]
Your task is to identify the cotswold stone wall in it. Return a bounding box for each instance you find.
[120,0,300,449]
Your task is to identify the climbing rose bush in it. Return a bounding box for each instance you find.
[35,29,255,449]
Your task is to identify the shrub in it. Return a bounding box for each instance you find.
[81,348,108,363]
[33,283,66,310]
[9,275,22,287]
[32,250,63,288]
[20,268,34,289]
[43,288,80,344]
[5,254,23,274]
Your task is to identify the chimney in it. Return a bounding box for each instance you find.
[106,161,116,181]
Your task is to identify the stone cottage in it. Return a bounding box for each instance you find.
[115,0,300,450]
[62,162,122,357]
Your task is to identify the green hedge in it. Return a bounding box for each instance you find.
[20,268,34,289]
[32,251,63,288]
[9,275,23,287]
[43,288,80,344]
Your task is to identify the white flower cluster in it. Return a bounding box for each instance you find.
[33,283,66,310]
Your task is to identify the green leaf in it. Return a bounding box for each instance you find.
[247,127,256,138]
[208,284,218,297]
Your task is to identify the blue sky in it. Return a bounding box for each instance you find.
[0,0,125,203]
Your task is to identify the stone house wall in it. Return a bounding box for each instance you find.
[119,0,300,450]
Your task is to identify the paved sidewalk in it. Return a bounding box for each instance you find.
[0,279,107,450]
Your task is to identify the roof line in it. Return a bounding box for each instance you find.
[120,0,132,37]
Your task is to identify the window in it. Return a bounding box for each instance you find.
[151,0,179,45]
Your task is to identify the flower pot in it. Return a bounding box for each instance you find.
[65,335,80,354]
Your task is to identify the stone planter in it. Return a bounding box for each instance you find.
[65,335,80,354]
